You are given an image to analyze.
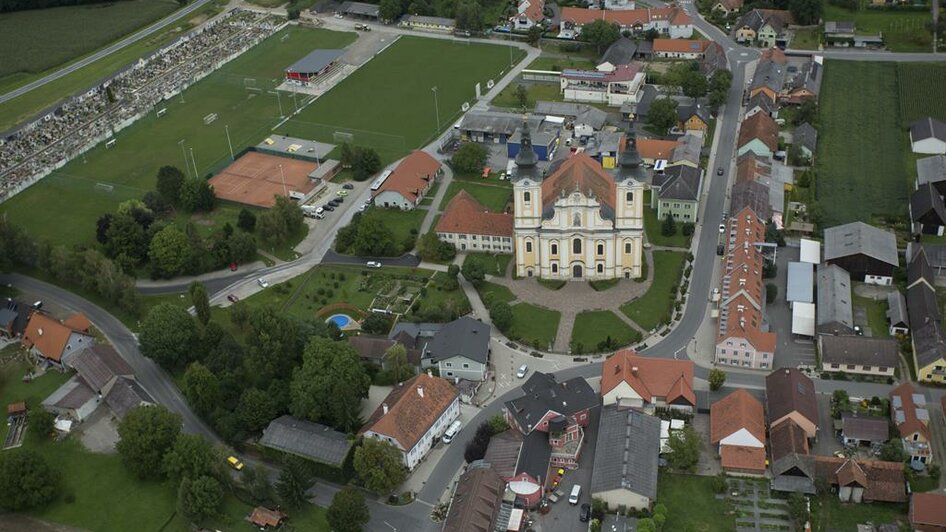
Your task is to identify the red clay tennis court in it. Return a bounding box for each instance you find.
[209,151,319,208]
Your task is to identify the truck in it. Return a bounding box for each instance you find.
[301,205,324,219]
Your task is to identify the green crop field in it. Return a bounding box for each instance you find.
[0,0,179,81]
[281,36,525,161]
[898,63,946,124]
[0,27,357,248]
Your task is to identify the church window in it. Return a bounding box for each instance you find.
[525,241,533,253]
[552,263,558,273]
[572,238,582,254]
[597,264,604,274]
[551,243,558,255]
[596,243,604,255]
[624,242,632,254]
[626,191,634,203]
[573,213,581,226]
[523,191,531,203]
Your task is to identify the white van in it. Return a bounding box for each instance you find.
[442,420,462,444]
[568,484,581,505]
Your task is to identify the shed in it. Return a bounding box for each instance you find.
[787,261,814,306]
[800,238,820,264]
[792,302,815,337]
[841,413,888,446]
[260,415,353,467]
[886,291,909,335]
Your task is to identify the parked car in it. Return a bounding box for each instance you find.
[568,484,581,505]
[257,278,269,288]
[335,196,344,203]
[579,503,591,522]
[716,167,724,176]
[516,365,529,379]
[358,204,368,212]
[227,456,244,471]
[229,262,238,271]
[366,261,382,268]
[323,204,335,211]
[227,294,239,303]
[343,183,354,190]
[328,199,340,207]
[336,189,349,197]
[718,223,726,233]
[717,244,725,256]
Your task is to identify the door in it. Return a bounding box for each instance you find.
[572,264,583,278]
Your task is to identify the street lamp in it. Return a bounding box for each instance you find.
[431,86,441,133]
[189,147,198,178]
[178,139,189,178]
[225,125,234,160]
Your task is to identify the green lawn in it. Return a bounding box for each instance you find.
[463,252,513,277]
[362,208,427,251]
[791,27,821,50]
[897,62,946,124]
[441,180,513,212]
[810,494,906,532]
[492,82,563,109]
[657,473,735,532]
[570,310,641,353]
[620,251,685,332]
[853,294,890,338]
[0,26,356,248]
[817,61,906,226]
[507,303,560,350]
[476,281,517,306]
[644,191,692,248]
[823,3,933,52]
[282,36,525,161]
[0,359,71,443]
[420,272,472,315]
[526,54,596,71]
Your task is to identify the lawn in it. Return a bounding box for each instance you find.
[492,82,563,109]
[0,1,227,132]
[853,294,890,338]
[526,54,596,71]
[570,310,641,353]
[463,252,513,277]
[420,272,472,315]
[816,61,906,226]
[476,281,517,306]
[620,251,685,332]
[791,27,821,50]
[0,358,71,443]
[507,303,560,350]
[441,180,513,212]
[644,191,692,248]
[897,62,946,124]
[657,473,736,532]
[361,208,427,252]
[822,3,932,52]
[0,26,357,248]
[282,36,525,161]
[809,494,906,532]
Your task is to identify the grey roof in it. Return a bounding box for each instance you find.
[483,429,523,478]
[505,373,599,434]
[790,59,822,96]
[911,183,946,226]
[915,243,946,272]
[0,299,30,336]
[824,21,855,34]
[917,155,946,187]
[749,56,786,95]
[747,92,776,115]
[911,117,946,143]
[908,283,940,331]
[794,123,818,153]
[533,102,607,130]
[423,317,490,365]
[460,111,541,137]
[816,264,853,333]
[104,377,153,419]
[599,37,638,68]
[731,180,771,220]
[43,376,96,410]
[653,165,702,202]
[913,319,946,370]
[700,41,728,77]
[339,1,379,17]
[0,309,16,332]
[908,247,936,290]
[402,14,455,26]
[389,322,441,340]
[735,9,767,33]
[886,291,908,329]
[516,429,552,480]
[628,85,659,118]
[786,262,814,304]
[286,49,344,75]
[68,345,133,393]
[260,415,353,467]
[823,222,898,267]
[591,405,660,499]
[671,133,701,165]
[820,335,899,369]
[841,413,888,442]
[676,104,710,126]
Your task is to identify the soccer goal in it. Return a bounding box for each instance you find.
[204,113,218,125]
[333,131,354,144]
[95,183,114,193]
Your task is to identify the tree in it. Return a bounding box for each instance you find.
[116,405,182,480]
[276,466,310,508]
[661,213,677,237]
[795,99,818,126]
[182,362,220,416]
[237,387,277,433]
[149,225,191,279]
[179,178,216,212]
[462,259,486,285]
[648,98,679,134]
[237,208,257,232]
[514,84,529,110]
[178,475,223,522]
[879,438,909,462]
[417,231,456,262]
[143,190,171,215]
[96,213,114,245]
[787,492,809,530]
[464,422,494,463]
[362,312,392,335]
[327,487,370,532]
[667,425,701,472]
[455,0,483,32]
[489,414,509,434]
[581,19,621,53]
[637,518,657,532]
[353,438,406,494]
[680,69,708,101]
[385,343,414,382]
[527,24,543,46]
[139,303,198,369]
[489,302,513,331]
[0,449,60,511]
[763,261,777,279]
[351,215,398,257]
[290,337,371,432]
[104,213,148,262]
[28,409,56,440]
[379,0,403,22]
[242,466,274,504]
[287,7,300,19]
[708,368,726,391]
[709,69,733,95]
[258,196,305,246]
[189,281,211,325]
[352,146,382,181]
[163,433,217,483]
[451,143,489,175]
[157,166,186,205]
[789,0,822,25]
[766,282,778,303]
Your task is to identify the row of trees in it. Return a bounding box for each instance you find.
[378,0,504,31]
[339,143,382,181]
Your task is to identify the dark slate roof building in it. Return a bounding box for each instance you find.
[917,155,946,195]
[748,54,786,98]
[599,37,638,68]
[841,413,889,444]
[700,41,728,77]
[423,317,490,365]
[103,378,154,419]
[911,183,946,236]
[819,335,899,371]
[67,345,134,394]
[443,465,507,532]
[483,429,524,478]
[765,368,819,434]
[286,49,345,76]
[789,59,823,97]
[260,415,353,467]
[908,247,937,291]
[816,264,853,335]
[747,92,777,117]
[590,405,660,507]
[823,222,898,282]
[730,180,771,220]
[0,298,31,338]
[794,123,818,155]
[504,373,598,435]
[652,165,702,202]
[911,117,946,144]
[887,291,909,333]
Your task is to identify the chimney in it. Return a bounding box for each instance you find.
[613,364,621,375]
[427,369,433,378]
[631,366,639,376]
[417,385,424,398]
[37,328,43,336]
[382,403,389,415]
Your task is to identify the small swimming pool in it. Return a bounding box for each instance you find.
[327,314,353,328]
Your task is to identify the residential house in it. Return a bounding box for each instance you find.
[700,41,728,78]
[737,112,779,158]
[712,0,743,15]
[733,9,795,48]
[558,6,694,39]
[597,37,638,72]
[504,373,599,470]
[748,48,787,103]
[814,457,906,504]
[635,138,679,165]
[443,465,509,532]
[591,405,660,510]
[360,373,460,470]
[560,64,646,107]
[819,335,898,378]
[511,0,544,30]
[66,345,134,397]
[651,165,703,222]
[711,389,766,476]
[259,415,353,468]
[823,222,899,285]
[669,132,702,168]
[676,104,710,134]
[824,21,856,46]
[745,92,778,119]
[22,312,94,369]
[889,382,933,465]
[794,123,818,161]
[102,378,153,419]
[0,299,31,339]
[769,417,809,463]
[765,368,818,439]
[912,183,946,237]
[840,413,888,447]
[599,349,695,411]
[917,155,946,195]
[886,291,909,335]
[436,191,514,253]
[782,57,823,105]
[910,117,946,155]
[906,249,946,383]
[399,15,455,33]
[715,207,777,370]
[420,317,490,382]
[372,150,442,210]
[910,492,946,532]
[816,264,854,336]
[41,377,99,422]
[652,38,710,59]
[247,507,288,530]
[347,333,421,370]
[730,180,771,221]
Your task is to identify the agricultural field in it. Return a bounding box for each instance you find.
[822,3,933,52]
[897,63,946,124]
[282,36,525,161]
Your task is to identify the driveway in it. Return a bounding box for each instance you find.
[765,244,817,369]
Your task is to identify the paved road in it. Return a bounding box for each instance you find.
[321,249,421,268]
[0,0,214,105]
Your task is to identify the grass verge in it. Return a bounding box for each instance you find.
[620,251,685,332]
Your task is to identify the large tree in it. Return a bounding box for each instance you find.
[384,343,414,383]
[455,0,484,31]
[681,69,709,101]
[290,337,370,432]
[351,215,398,257]
[648,98,679,134]
[276,466,310,508]
[667,425,702,472]
[352,146,383,181]
[243,306,304,388]
[580,19,621,53]
[177,475,224,522]
[179,178,216,213]
[237,387,277,433]
[149,225,191,279]
[116,405,182,480]
[789,0,822,25]
[378,0,403,22]
[489,302,513,331]
[258,196,305,246]
[353,438,406,494]
[104,213,148,263]
[157,165,186,205]
[451,143,488,175]
[189,281,211,325]
[0,449,60,511]
[328,487,370,532]
[708,368,726,391]
[182,362,220,416]
[139,303,198,369]
[163,433,217,483]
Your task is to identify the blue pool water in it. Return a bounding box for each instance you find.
[327,314,352,328]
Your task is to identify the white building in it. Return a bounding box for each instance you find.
[560,64,645,107]
[372,151,442,210]
[910,117,946,155]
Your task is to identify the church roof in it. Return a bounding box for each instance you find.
[540,152,616,212]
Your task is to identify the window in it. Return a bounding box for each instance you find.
[471,235,477,240]
[862,365,871,371]
[573,238,582,254]
[624,242,631,253]
[551,243,558,255]
[526,241,533,253]
[847,364,856,370]
[524,191,531,203]
[597,264,603,273]
[552,263,558,273]
[721,349,727,354]
[626,191,634,202]
[463,363,470,369]
[597,243,604,255]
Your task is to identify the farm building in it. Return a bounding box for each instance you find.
[372,151,441,210]
[823,222,898,285]
[910,117,946,155]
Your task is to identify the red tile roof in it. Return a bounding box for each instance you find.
[522,0,544,22]
[911,492,946,527]
[247,507,287,528]
[561,6,691,27]
[22,313,92,362]
[760,46,788,64]
[710,389,764,445]
[360,374,458,451]
[720,445,766,472]
[769,417,809,462]
[814,456,906,503]
[735,153,771,184]
[62,313,91,332]
[636,138,680,161]
[652,39,710,54]
[376,151,440,202]
[436,190,514,238]
[601,350,695,406]
[738,113,779,153]
[889,382,932,442]
[541,152,616,211]
[563,63,642,83]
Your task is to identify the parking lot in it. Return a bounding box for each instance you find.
[765,244,818,370]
